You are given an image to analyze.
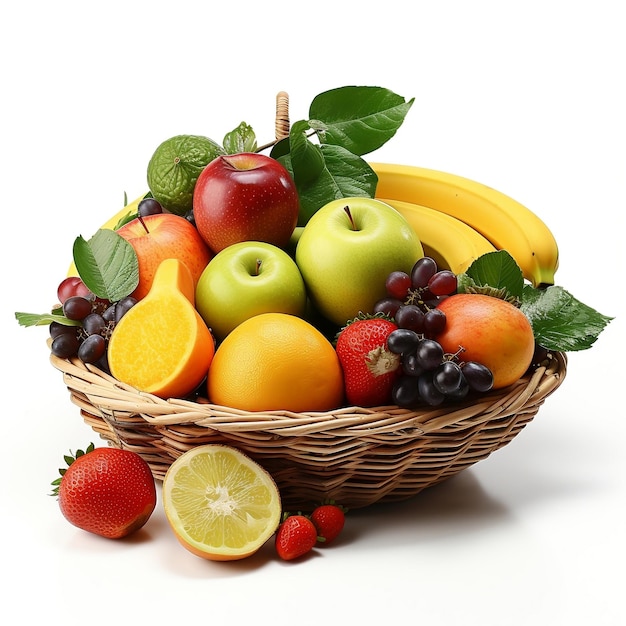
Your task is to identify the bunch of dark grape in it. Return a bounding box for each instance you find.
[373,256,495,408]
[386,328,494,408]
[49,276,137,372]
[374,256,457,337]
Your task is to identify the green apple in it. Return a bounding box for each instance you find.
[195,241,307,340]
[295,197,424,326]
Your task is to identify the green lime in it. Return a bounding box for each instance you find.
[146,134,224,216]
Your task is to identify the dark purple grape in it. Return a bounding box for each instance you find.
[373,297,403,317]
[386,271,412,300]
[395,304,425,332]
[115,296,138,323]
[402,353,425,377]
[102,303,117,322]
[462,361,494,393]
[428,270,458,296]
[433,360,463,394]
[63,295,92,321]
[447,374,470,401]
[392,375,421,408]
[96,351,110,374]
[82,312,106,336]
[417,371,445,406]
[387,328,420,354]
[411,257,438,289]
[138,197,163,217]
[78,334,106,364]
[49,321,79,339]
[423,308,447,336]
[415,338,444,370]
[51,332,80,358]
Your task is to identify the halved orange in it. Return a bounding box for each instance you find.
[162,444,282,561]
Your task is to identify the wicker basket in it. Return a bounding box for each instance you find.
[49,92,567,509]
[50,349,566,510]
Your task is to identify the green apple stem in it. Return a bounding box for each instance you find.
[343,205,358,230]
[255,258,262,275]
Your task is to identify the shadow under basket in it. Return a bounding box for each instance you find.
[50,350,567,510]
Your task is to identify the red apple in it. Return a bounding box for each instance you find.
[192,153,299,253]
[116,213,212,300]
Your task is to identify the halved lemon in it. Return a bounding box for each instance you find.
[162,444,282,561]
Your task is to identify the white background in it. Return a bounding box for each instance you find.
[2,1,624,624]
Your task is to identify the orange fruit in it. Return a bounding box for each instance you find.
[207,312,345,412]
[436,293,535,389]
[162,444,282,561]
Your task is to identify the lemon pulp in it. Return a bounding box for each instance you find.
[162,445,281,560]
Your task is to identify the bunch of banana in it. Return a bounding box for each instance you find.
[371,163,559,287]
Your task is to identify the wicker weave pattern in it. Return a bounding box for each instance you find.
[50,350,567,510]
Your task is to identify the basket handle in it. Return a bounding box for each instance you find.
[275,91,290,141]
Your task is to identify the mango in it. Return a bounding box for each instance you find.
[108,258,215,398]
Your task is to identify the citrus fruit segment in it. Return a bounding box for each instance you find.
[107,258,215,399]
[146,134,224,216]
[162,445,282,561]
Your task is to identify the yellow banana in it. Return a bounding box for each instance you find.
[371,163,559,287]
[377,197,497,275]
[67,193,147,276]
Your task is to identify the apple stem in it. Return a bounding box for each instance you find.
[255,258,262,275]
[343,205,357,230]
[137,214,150,234]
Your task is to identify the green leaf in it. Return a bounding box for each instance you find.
[520,285,613,351]
[223,122,257,154]
[113,209,138,230]
[458,250,525,300]
[283,144,378,225]
[73,229,139,301]
[50,443,95,497]
[309,86,414,156]
[288,120,325,187]
[15,311,81,328]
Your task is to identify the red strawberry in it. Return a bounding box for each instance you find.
[335,315,401,406]
[310,503,346,545]
[51,443,157,539]
[275,514,318,561]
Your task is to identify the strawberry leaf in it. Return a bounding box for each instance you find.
[50,443,95,497]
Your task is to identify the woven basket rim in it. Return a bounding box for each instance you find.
[50,348,567,437]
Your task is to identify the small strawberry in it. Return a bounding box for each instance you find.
[51,443,157,539]
[310,503,346,545]
[335,315,401,406]
[275,514,319,561]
